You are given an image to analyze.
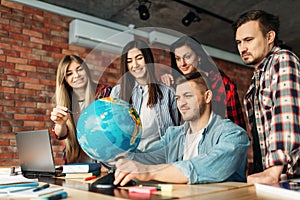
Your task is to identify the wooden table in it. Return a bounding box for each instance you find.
[0,168,281,200]
[46,176,268,200]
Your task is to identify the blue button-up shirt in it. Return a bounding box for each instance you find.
[130,113,249,184]
[110,82,180,148]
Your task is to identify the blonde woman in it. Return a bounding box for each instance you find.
[50,55,111,164]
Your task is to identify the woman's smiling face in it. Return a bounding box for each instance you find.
[126,48,148,83]
[65,61,88,89]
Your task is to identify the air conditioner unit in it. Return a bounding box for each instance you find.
[69,19,134,54]
[149,30,179,46]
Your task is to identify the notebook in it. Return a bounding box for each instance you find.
[15,129,63,178]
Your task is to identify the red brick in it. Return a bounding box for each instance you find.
[15,64,37,72]
[1,24,22,33]
[15,101,36,108]
[62,49,74,55]
[31,48,48,56]
[3,106,25,113]
[23,6,43,16]
[0,30,8,37]
[4,69,25,77]
[36,67,52,73]
[9,32,30,41]
[52,29,68,37]
[15,88,35,95]
[0,139,10,146]
[23,121,45,127]
[24,18,43,28]
[22,41,43,49]
[0,111,13,118]
[11,8,26,19]
[14,114,35,120]
[42,45,61,53]
[37,102,53,109]
[2,80,16,87]
[36,115,50,121]
[0,61,14,68]
[32,14,45,23]
[12,45,31,53]
[43,12,62,21]
[19,76,40,84]
[6,56,27,64]
[44,35,68,43]
[20,52,41,60]
[31,37,51,45]
[40,79,55,86]
[32,26,51,35]
[24,83,45,90]
[40,55,55,63]
[50,41,69,49]
[0,3,11,13]
[0,126,12,133]
[0,42,11,49]
[0,153,14,159]
[25,108,46,115]
[10,20,26,29]
[0,86,14,94]
[1,49,20,57]
[1,37,23,46]
[3,93,24,101]
[23,29,43,38]
[29,60,49,67]
[69,45,87,53]
[0,55,5,62]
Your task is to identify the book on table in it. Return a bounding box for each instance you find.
[62,163,101,173]
[64,170,100,179]
[255,181,300,200]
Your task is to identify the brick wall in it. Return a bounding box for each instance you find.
[0,0,254,167]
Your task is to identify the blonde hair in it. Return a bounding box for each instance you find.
[54,55,95,163]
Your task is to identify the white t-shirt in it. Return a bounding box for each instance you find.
[183,128,204,160]
[138,85,160,151]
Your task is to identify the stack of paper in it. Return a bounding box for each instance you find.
[2,186,64,198]
[0,174,64,198]
[0,174,38,188]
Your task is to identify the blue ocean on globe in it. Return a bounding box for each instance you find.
[76,97,142,162]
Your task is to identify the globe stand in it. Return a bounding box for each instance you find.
[91,170,136,189]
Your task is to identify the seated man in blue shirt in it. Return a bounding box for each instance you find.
[114,72,250,185]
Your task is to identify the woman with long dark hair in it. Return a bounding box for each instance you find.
[110,40,180,151]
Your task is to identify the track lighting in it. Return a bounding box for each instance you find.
[137,0,151,20]
[182,11,201,26]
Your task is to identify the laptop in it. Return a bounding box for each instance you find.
[15,129,63,178]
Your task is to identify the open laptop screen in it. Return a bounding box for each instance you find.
[15,129,58,177]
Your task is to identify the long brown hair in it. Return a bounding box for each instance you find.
[54,55,95,163]
[119,40,162,107]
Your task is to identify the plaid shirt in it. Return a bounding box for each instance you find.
[244,46,300,176]
[208,70,246,129]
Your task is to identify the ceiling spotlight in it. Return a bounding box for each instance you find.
[182,11,201,26]
[137,0,151,20]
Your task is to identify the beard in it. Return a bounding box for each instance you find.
[182,100,207,122]
[242,53,264,66]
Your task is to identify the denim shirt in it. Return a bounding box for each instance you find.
[130,113,250,184]
[110,82,180,139]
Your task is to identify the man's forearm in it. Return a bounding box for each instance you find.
[150,164,188,183]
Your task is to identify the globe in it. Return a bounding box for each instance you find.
[76,97,142,162]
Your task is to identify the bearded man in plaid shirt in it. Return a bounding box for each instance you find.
[233,10,300,184]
